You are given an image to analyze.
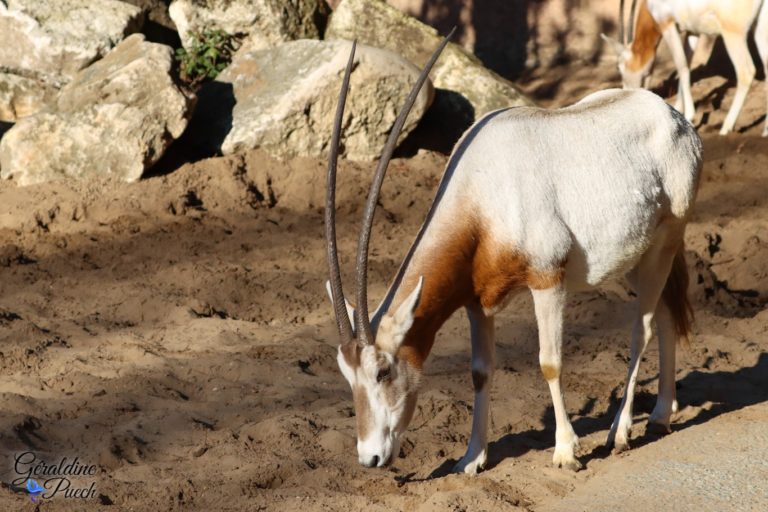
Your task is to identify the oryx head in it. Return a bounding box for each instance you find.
[324,35,452,468]
[601,0,655,89]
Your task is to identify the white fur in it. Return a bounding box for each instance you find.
[425,90,699,290]
[533,285,582,469]
[357,346,397,466]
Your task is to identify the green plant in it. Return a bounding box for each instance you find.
[175,29,239,86]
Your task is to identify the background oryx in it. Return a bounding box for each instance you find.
[603,0,768,135]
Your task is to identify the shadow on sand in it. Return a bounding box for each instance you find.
[418,350,768,479]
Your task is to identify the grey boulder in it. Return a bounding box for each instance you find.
[0,0,144,121]
[194,39,433,161]
[326,0,533,122]
[169,0,329,52]
[0,34,195,185]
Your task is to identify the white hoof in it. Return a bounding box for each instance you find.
[649,399,675,431]
[612,435,630,453]
[453,449,487,475]
[607,421,631,453]
[552,437,582,471]
[552,448,582,471]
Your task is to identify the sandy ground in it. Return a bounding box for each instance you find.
[541,402,768,512]
[0,21,768,512]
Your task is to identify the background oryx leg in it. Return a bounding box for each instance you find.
[647,301,677,433]
[690,34,716,69]
[608,228,681,452]
[719,31,755,135]
[532,284,581,471]
[754,5,768,136]
[453,305,496,475]
[663,24,696,121]
[674,34,699,111]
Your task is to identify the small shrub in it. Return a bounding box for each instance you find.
[175,29,240,86]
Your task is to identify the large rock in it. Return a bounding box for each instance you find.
[169,0,329,52]
[193,39,433,161]
[0,0,145,79]
[0,73,58,122]
[326,0,533,122]
[0,34,195,185]
[0,0,145,121]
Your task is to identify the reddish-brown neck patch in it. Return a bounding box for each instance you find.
[628,0,663,72]
[395,218,477,369]
[395,215,563,369]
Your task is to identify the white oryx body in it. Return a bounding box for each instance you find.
[605,0,768,135]
[384,90,696,296]
[326,39,702,476]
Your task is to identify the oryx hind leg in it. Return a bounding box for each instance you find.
[719,30,755,135]
[646,300,678,433]
[663,24,696,121]
[754,3,768,136]
[608,222,684,452]
[674,34,699,112]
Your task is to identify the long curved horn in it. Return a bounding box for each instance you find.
[326,40,357,342]
[354,28,456,345]
[619,0,626,44]
[627,0,638,43]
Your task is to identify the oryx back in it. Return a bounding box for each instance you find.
[434,88,702,290]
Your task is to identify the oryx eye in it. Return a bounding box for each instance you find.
[376,367,391,383]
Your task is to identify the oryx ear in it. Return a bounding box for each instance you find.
[325,280,356,335]
[393,276,423,329]
[600,33,625,55]
[337,343,358,385]
[377,276,423,354]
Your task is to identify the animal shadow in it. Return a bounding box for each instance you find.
[426,352,768,475]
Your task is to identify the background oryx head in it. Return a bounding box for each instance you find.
[324,35,451,468]
[601,0,655,89]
